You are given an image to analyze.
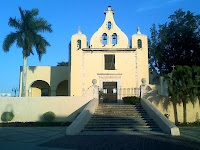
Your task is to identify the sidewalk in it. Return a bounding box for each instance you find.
[0,127,199,150]
[179,127,200,143]
[0,127,67,150]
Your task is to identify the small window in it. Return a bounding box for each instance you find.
[108,22,112,29]
[112,33,117,45]
[138,39,142,49]
[77,40,81,49]
[102,33,107,45]
[105,55,115,70]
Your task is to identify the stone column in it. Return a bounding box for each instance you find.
[140,78,147,98]
[51,90,56,96]
[92,79,99,100]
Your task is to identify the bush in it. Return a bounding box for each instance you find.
[123,96,140,105]
[43,111,56,122]
[1,112,14,122]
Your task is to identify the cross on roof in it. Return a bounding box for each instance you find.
[171,65,175,70]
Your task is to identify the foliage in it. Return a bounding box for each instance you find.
[3,7,52,59]
[1,112,14,122]
[3,7,52,97]
[177,121,200,127]
[165,65,200,123]
[57,61,69,66]
[123,96,140,105]
[149,9,200,74]
[99,91,104,98]
[42,111,56,122]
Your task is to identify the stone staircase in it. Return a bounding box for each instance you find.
[80,104,164,135]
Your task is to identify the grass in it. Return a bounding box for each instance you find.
[177,121,200,127]
[0,121,71,127]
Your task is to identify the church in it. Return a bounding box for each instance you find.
[19,6,149,103]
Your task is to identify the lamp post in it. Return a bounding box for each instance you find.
[12,88,19,97]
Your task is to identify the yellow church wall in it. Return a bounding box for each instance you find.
[132,34,149,86]
[144,91,200,123]
[19,66,70,97]
[69,6,149,98]
[70,30,87,96]
[31,87,41,97]
[90,7,129,48]
[152,98,200,123]
[82,51,137,99]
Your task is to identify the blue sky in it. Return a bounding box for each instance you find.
[0,0,200,96]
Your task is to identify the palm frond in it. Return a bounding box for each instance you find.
[30,8,39,17]
[4,7,52,61]
[3,32,21,51]
[8,17,21,29]
[19,7,25,22]
[34,34,50,61]
[34,18,52,33]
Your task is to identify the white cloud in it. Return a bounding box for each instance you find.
[136,0,183,12]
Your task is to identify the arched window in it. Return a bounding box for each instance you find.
[77,40,81,49]
[102,33,107,45]
[108,22,112,30]
[138,39,142,48]
[112,33,117,45]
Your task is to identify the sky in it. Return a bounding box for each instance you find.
[0,0,200,96]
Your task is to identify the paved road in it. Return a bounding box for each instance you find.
[0,127,199,150]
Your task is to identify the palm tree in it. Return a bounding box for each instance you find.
[3,7,52,97]
[166,66,199,124]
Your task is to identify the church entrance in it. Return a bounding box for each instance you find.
[103,82,117,103]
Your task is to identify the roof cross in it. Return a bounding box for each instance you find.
[171,65,175,71]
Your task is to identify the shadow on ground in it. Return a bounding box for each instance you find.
[39,135,200,150]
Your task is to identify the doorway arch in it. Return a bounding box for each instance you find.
[29,80,51,97]
[56,80,68,96]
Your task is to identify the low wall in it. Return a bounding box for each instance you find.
[66,98,99,135]
[0,85,95,123]
[143,90,200,123]
[141,98,180,136]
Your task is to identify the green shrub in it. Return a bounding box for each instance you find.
[123,96,140,105]
[43,111,56,122]
[1,112,14,122]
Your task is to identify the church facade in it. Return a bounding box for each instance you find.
[19,6,149,102]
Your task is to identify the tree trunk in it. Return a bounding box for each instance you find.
[173,101,179,125]
[21,56,28,97]
[183,101,187,123]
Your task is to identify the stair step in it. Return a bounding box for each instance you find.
[82,104,162,134]
[97,108,144,110]
[96,109,144,112]
[97,107,143,109]
[88,120,155,125]
[85,125,159,128]
[91,115,151,118]
[98,107,143,109]
[83,128,161,131]
[94,112,147,115]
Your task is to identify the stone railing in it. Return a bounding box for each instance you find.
[66,79,99,135]
[140,78,180,136]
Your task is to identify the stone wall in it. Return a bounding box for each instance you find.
[0,85,97,123]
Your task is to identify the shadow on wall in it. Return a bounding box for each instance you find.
[38,103,88,122]
[28,66,37,73]
[143,90,170,111]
